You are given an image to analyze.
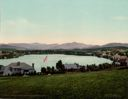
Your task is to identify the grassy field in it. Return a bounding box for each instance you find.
[0,69,128,99]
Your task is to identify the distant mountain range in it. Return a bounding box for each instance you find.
[0,42,128,50]
[102,43,128,48]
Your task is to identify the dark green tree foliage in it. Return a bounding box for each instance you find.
[47,66,52,73]
[41,67,46,74]
[80,66,86,72]
[41,66,56,74]
[125,50,128,57]
[99,63,112,70]
[56,60,65,73]
[51,66,55,74]
[87,64,99,71]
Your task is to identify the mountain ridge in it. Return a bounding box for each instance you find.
[0,42,128,50]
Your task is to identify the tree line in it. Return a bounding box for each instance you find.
[41,60,125,75]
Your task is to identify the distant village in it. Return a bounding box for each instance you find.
[0,47,128,76]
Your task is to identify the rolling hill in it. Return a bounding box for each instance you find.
[0,42,128,50]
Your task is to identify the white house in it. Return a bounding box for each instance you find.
[114,62,120,66]
[0,65,5,74]
[64,64,80,70]
[113,54,120,60]
[113,54,128,61]
[64,63,87,71]
[3,62,35,76]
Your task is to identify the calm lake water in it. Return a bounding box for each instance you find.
[0,54,112,72]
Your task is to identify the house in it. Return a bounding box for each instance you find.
[0,65,5,74]
[114,62,120,66]
[64,63,86,71]
[113,54,127,60]
[64,64,80,70]
[64,63,87,72]
[113,54,121,61]
[3,62,35,76]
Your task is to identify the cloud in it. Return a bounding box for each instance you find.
[1,18,49,37]
[7,18,30,27]
[112,16,128,21]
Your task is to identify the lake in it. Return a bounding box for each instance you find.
[0,54,112,72]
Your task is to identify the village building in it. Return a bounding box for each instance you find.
[114,62,121,66]
[113,54,121,60]
[3,62,35,76]
[64,64,80,70]
[113,54,127,61]
[0,65,5,74]
[64,63,87,71]
[101,53,107,57]
[112,54,128,66]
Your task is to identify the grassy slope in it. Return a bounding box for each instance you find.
[0,69,128,99]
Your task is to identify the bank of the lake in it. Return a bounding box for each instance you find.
[0,54,112,72]
[0,69,128,99]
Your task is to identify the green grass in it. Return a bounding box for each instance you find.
[0,69,128,99]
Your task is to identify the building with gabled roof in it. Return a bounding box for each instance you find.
[3,62,35,76]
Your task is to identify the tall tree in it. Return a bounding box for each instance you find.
[56,60,65,72]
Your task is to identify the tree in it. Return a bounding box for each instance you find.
[80,66,85,72]
[56,60,65,72]
[41,67,46,74]
[47,66,52,74]
[51,66,55,73]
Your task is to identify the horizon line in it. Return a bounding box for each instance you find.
[0,41,128,46]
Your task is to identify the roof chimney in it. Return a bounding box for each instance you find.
[32,63,34,69]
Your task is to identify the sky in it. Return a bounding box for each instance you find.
[0,0,128,45]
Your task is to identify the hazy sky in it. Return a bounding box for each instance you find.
[0,0,128,45]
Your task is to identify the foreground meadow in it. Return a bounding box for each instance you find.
[0,69,128,99]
